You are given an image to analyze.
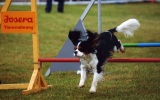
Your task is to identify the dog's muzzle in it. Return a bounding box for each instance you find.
[74,51,78,57]
[73,50,84,57]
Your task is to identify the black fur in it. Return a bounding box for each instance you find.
[68,28,122,74]
[68,30,81,46]
[96,28,121,73]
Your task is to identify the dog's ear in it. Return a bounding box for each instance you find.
[86,30,98,41]
[68,30,81,46]
[86,30,98,47]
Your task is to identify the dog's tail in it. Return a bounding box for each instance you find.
[116,19,140,37]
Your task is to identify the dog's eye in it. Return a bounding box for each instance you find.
[78,47,85,52]
[74,47,77,50]
[74,46,82,50]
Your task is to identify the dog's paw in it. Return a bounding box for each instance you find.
[78,82,85,88]
[120,46,125,53]
[89,87,96,93]
[78,85,84,88]
[119,40,125,53]
[78,80,85,88]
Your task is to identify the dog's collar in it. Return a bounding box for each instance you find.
[105,31,113,40]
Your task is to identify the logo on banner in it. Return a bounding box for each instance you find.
[1,11,36,33]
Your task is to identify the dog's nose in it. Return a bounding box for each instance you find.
[74,51,77,55]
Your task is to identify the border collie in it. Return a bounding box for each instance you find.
[68,19,140,93]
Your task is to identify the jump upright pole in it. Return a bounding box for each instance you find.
[0,0,50,95]
[98,0,102,34]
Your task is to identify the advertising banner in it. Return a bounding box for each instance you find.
[1,11,36,34]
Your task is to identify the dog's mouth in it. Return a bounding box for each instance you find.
[73,51,85,58]
[74,53,85,58]
[74,54,85,58]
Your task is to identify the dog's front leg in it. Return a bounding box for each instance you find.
[89,70,98,93]
[89,70,103,93]
[78,64,87,88]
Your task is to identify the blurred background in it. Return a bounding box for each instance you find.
[0,0,160,5]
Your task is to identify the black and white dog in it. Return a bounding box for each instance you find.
[68,19,140,93]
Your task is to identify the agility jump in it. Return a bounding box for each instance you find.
[0,0,160,95]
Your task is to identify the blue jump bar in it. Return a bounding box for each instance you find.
[123,43,160,47]
[138,43,160,47]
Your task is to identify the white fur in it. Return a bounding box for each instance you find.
[74,42,84,57]
[116,19,140,37]
[78,53,103,93]
[89,72,103,93]
[74,49,84,57]
[113,40,125,53]
[75,19,140,93]
[113,46,118,52]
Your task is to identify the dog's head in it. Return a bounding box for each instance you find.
[68,30,98,57]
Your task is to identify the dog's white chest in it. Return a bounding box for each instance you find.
[80,54,98,68]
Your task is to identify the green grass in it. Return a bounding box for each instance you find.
[0,3,160,100]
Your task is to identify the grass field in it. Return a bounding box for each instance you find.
[0,3,160,100]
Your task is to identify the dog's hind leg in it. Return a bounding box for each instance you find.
[78,64,87,88]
